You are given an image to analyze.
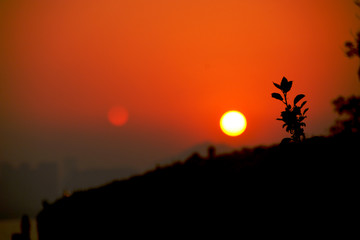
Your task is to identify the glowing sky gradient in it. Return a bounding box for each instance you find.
[1,0,359,170]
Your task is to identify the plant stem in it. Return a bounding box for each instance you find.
[283,92,288,106]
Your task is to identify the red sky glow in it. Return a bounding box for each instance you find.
[1,0,359,170]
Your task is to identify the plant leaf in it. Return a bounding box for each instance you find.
[294,94,305,105]
[271,93,283,101]
[281,77,292,93]
[276,118,283,121]
[300,101,307,108]
[299,116,306,122]
[303,108,309,115]
[273,82,282,90]
[286,125,292,132]
[283,81,293,93]
[280,77,288,86]
[345,41,354,48]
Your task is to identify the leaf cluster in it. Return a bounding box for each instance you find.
[345,32,360,58]
[344,31,360,81]
[330,96,360,135]
[272,77,308,143]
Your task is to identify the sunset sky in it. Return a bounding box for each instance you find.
[1,0,359,171]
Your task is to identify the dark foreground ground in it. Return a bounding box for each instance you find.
[36,133,359,239]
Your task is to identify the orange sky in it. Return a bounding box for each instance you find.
[1,0,359,170]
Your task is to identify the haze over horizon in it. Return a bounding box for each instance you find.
[1,0,359,171]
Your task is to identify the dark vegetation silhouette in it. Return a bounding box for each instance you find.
[345,30,360,80]
[345,1,360,81]
[332,0,360,136]
[330,96,360,135]
[36,133,359,239]
[272,77,308,143]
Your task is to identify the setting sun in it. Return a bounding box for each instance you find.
[220,111,247,137]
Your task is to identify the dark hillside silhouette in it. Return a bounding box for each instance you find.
[37,133,359,239]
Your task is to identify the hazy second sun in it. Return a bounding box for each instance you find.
[220,111,247,137]
[108,106,128,127]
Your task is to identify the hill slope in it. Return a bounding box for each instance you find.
[37,133,359,239]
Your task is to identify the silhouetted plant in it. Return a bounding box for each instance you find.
[272,77,308,143]
[344,1,360,80]
[332,1,360,135]
[345,32,360,80]
[330,96,360,135]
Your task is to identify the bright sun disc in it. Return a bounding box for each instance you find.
[220,111,247,137]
